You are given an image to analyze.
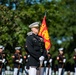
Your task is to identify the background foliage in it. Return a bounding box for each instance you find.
[0,0,76,70]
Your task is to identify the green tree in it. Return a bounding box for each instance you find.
[0,0,76,67]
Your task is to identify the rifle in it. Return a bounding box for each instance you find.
[0,64,3,75]
[17,54,20,75]
[61,63,65,75]
[61,58,66,75]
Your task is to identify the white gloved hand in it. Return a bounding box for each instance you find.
[19,59,23,63]
[2,59,5,63]
[44,61,47,64]
[63,59,66,63]
[39,56,44,61]
[28,55,30,58]
[0,59,2,62]
[16,60,19,62]
[49,59,52,63]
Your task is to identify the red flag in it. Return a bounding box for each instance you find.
[38,16,51,50]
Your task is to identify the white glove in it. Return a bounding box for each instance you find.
[39,56,44,61]
[44,61,47,65]
[63,59,66,63]
[28,55,30,58]
[19,59,23,63]
[0,59,2,62]
[44,61,47,64]
[2,59,5,63]
[16,60,19,62]
[49,59,52,63]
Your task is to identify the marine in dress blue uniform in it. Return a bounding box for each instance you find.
[57,48,66,75]
[73,48,76,75]
[12,47,23,75]
[0,45,7,75]
[25,22,47,75]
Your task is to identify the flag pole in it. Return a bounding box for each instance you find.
[44,11,46,17]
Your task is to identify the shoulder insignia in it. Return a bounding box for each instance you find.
[27,32,33,36]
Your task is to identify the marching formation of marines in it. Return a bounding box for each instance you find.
[0,22,76,75]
